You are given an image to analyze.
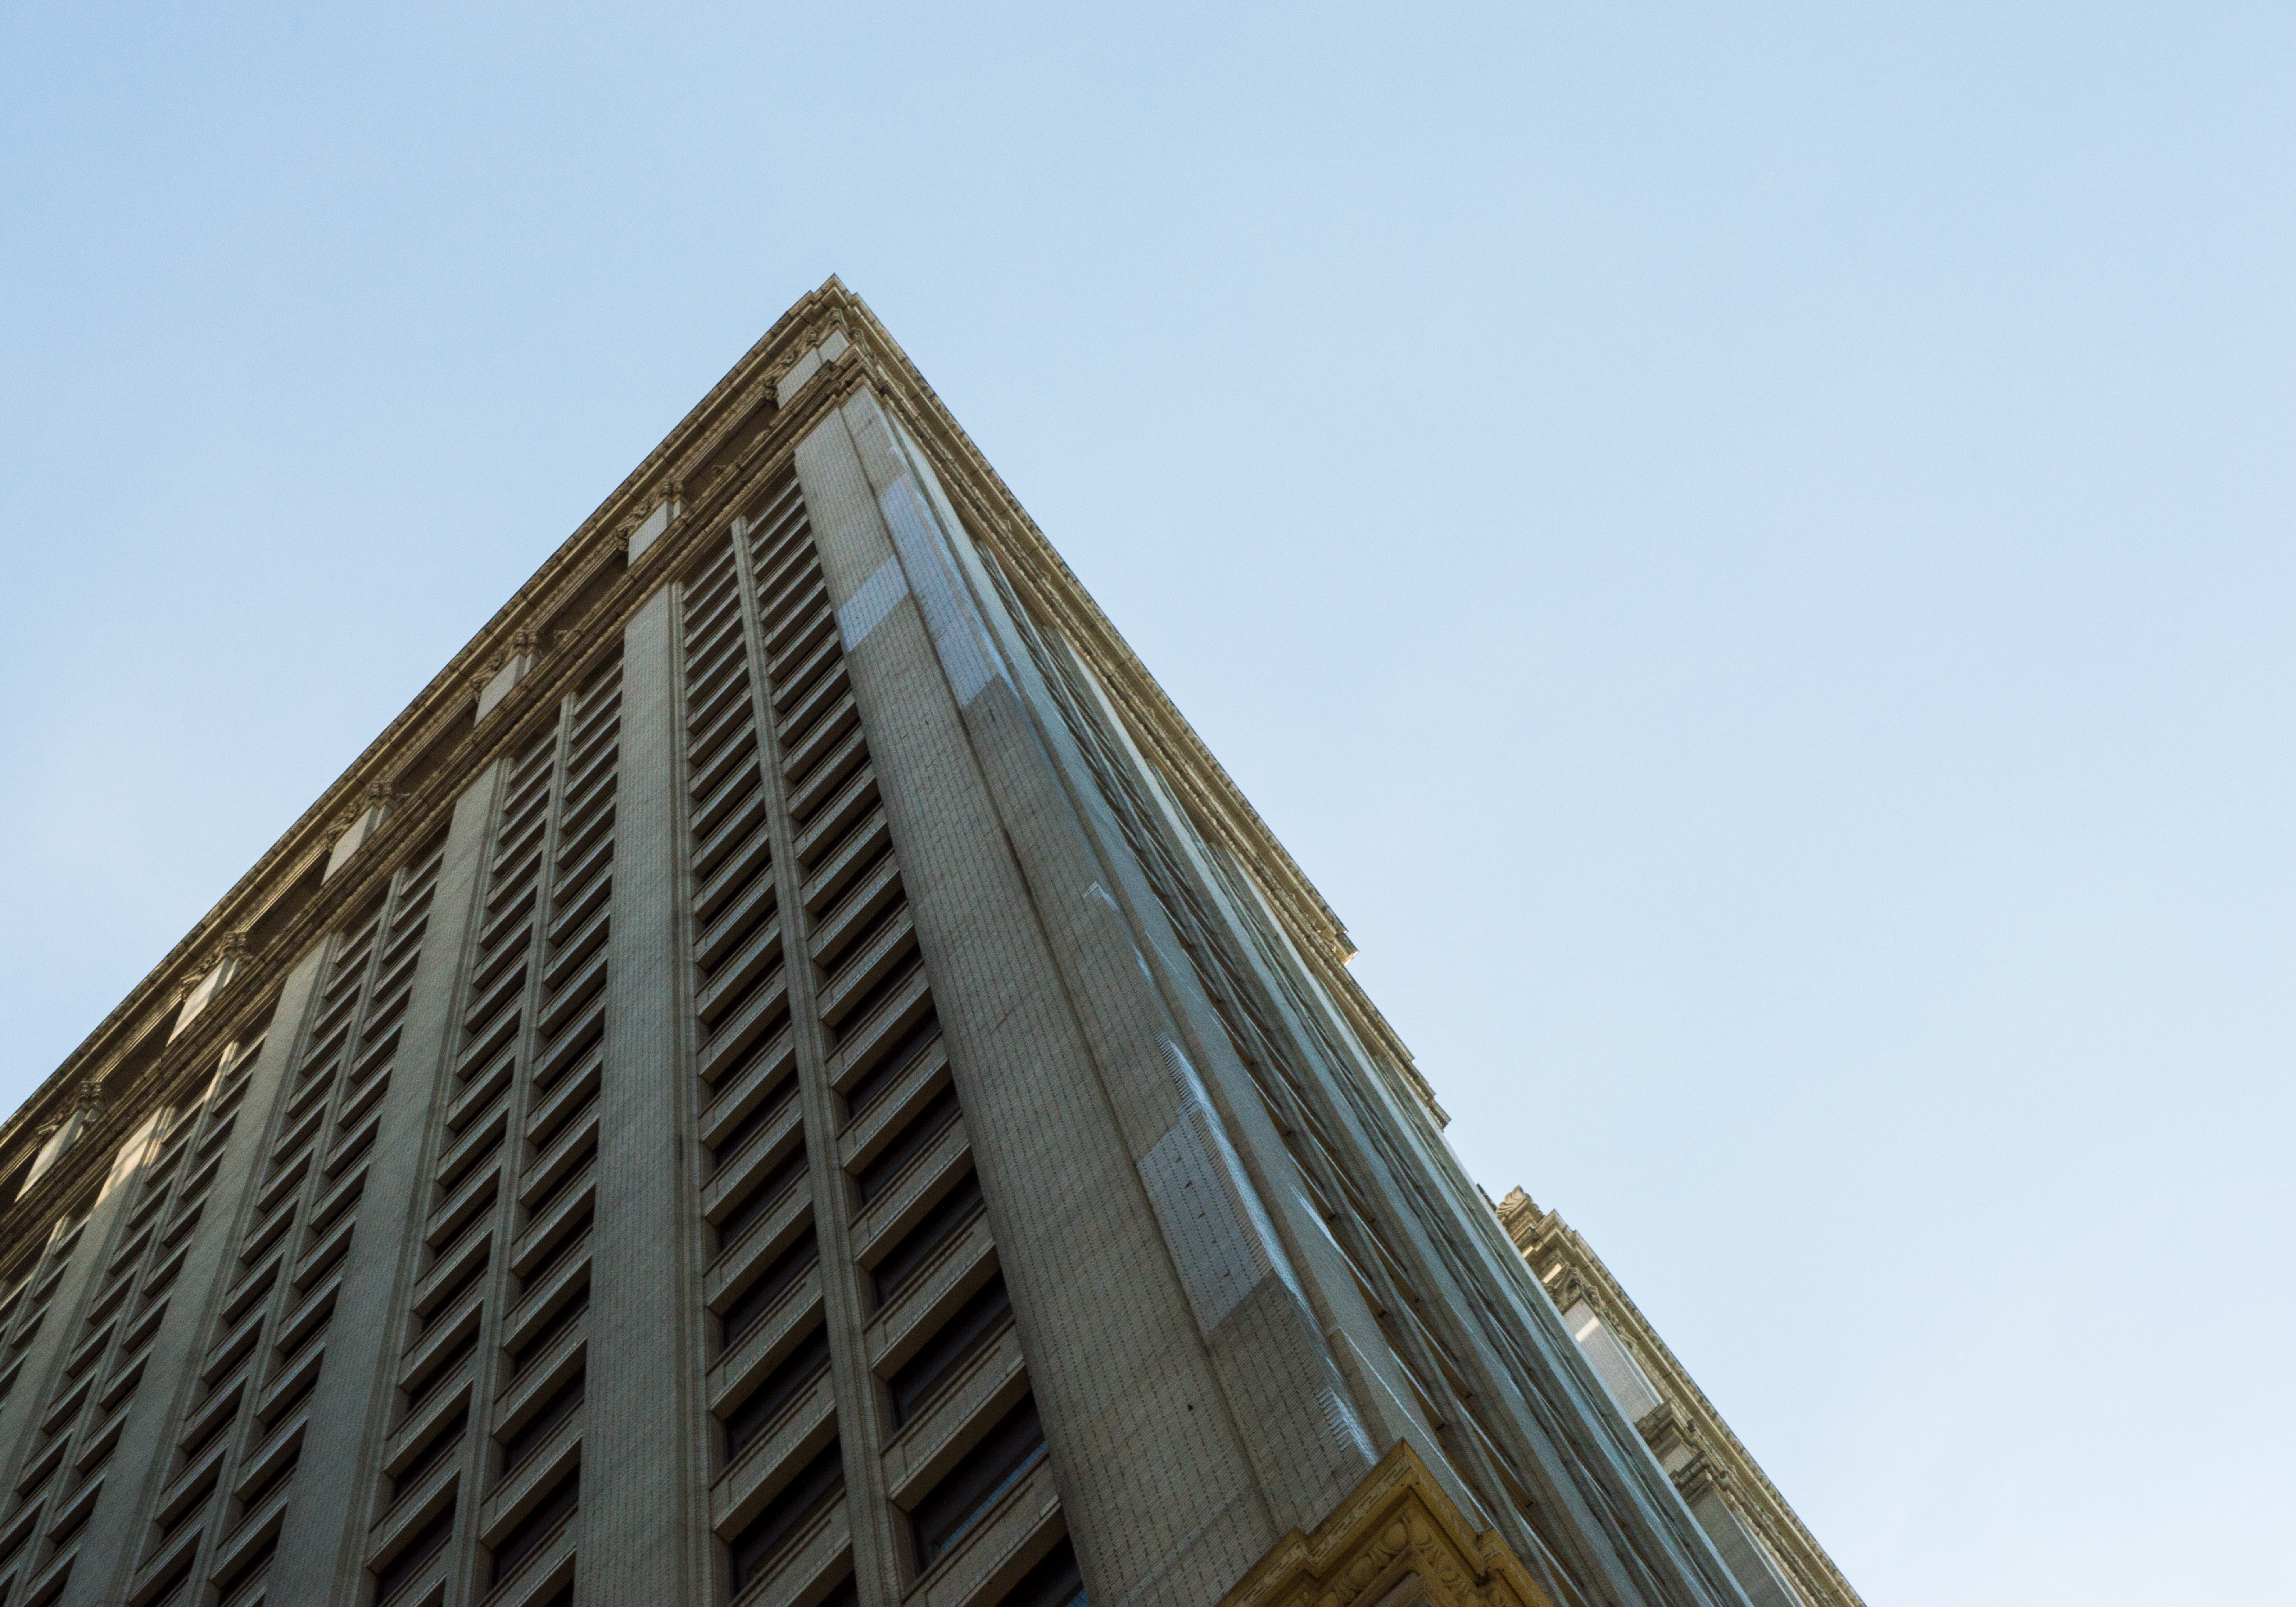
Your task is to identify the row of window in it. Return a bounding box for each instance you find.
[363,654,625,1606]
[0,472,1085,1607]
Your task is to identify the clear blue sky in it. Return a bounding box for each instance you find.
[3,6,2288,1601]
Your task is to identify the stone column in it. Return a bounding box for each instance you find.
[264,765,499,1603]
[575,585,703,1602]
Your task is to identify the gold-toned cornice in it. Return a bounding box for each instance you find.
[1219,1441,1554,1607]
[0,280,857,1242]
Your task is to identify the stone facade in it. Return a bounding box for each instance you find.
[0,280,1850,1607]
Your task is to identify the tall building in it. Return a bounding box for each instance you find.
[0,280,1857,1607]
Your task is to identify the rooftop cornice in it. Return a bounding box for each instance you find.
[1502,1198,1869,1607]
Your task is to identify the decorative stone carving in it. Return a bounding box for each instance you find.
[326,780,397,879]
[172,921,256,1042]
[1216,1442,1552,1607]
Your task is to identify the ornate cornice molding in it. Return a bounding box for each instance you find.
[5,276,1434,1258]
[0,280,856,1230]
[1495,1193,1868,1607]
[1218,1441,1553,1607]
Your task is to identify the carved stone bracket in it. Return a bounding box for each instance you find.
[1217,1442,1554,1607]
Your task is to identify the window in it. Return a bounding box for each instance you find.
[994,1538,1087,1607]
[502,1373,584,1473]
[887,1277,1011,1428]
[715,1146,807,1251]
[726,1441,842,1593]
[855,1088,960,1205]
[721,1235,817,1348]
[724,1328,828,1460]
[909,1395,1046,1571]
[871,1172,981,1309]
[373,1502,454,1604]
[490,1465,579,1586]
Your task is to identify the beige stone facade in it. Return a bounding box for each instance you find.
[0,280,1852,1607]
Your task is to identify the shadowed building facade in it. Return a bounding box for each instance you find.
[0,281,1858,1607]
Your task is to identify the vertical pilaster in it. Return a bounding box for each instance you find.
[579,586,701,1602]
[720,511,905,1607]
[850,395,1378,1530]
[264,765,497,1605]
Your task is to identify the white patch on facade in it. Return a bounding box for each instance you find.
[836,555,909,650]
[775,346,825,407]
[171,954,240,1041]
[324,802,386,882]
[1143,1034,1306,1328]
[100,1108,168,1204]
[476,653,527,721]
[877,476,1009,706]
[1565,1301,1667,1423]
[1318,1384,1376,1461]
[626,500,673,562]
[1141,1106,1276,1332]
